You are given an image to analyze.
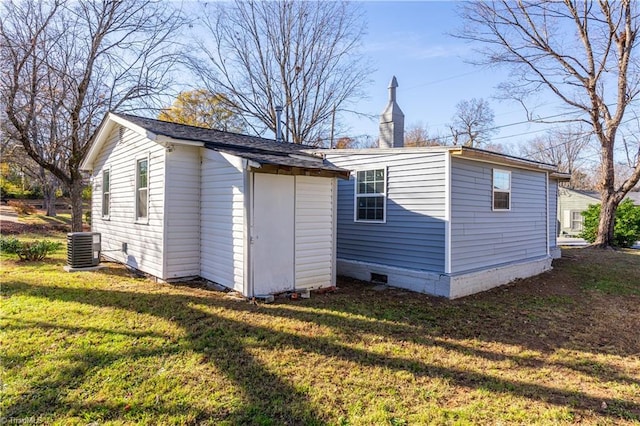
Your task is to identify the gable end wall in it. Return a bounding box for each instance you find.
[91,125,166,277]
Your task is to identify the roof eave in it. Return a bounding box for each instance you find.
[550,172,572,181]
[81,113,210,171]
[452,146,558,173]
[156,134,205,147]
[81,112,116,171]
[82,112,164,171]
[248,162,350,180]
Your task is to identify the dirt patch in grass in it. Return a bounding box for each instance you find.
[1,242,639,425]
[0,220,69,235]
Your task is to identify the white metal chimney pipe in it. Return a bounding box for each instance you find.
[275,105,283,142]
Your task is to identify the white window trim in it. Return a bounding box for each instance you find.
[135,154,150,224]
[353,167,387,223]
[102,166,111,219]
[492,169,511,211]
[570,210,584,231]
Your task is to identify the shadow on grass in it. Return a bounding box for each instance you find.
[2,281,325,424]
[3,280,639,422]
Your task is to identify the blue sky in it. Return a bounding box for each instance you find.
[348,1,560,149]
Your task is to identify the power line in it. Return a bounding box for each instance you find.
[403,70,482,90]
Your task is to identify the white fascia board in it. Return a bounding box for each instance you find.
[110,114,157,141]
[82,113,206,171]
[155,134,205,147]
[317,146,452,156]
[451,148,557,173]
[82,113,160,171]
[81,113,116,171]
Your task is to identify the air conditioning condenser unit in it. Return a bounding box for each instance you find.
[67,232,101,268]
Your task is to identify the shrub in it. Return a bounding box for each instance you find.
[580,198,640,247]
[85,210,91,225]
[7,200,36,215]
[0,236,21,253]
[16,240,61,261]
[82,185,92,201]
[0,238,62,260]
[1,179,26,199]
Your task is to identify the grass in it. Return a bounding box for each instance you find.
[1,238,640,425]
[17,212,72,226]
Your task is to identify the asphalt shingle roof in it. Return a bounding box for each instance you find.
[115,113,348,175]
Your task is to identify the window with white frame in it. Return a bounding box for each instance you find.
[102,169,110,218]
[492,169,511,210]
[570,210,583,231]
[355,168,386,222]
[136,158,148,221]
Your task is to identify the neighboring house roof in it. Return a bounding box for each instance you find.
[560,188,640,205]
[626,191,640,205]
[82,112,349,179]
[559,188,599,200]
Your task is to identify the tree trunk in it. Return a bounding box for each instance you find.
[69,180,84,232]
[43,188,56,217]
[592,196,618,248]
[43,184,57,217]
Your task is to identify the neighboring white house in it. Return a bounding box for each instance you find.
[315,77,571,299]
[81,113,349,297]
[558,188,640,236]
[557,188,599,236]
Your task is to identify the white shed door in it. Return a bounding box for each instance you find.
[252,173,295,295]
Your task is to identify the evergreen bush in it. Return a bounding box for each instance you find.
[580,198,640,247]
[0,237,62,261]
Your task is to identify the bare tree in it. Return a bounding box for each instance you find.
[189,0,371,145]
[1,0,184,231]
[1,139,61,216]
[520,126,595,189]
[448,98,497,147]
[404,123,442,147]
[459,1,640,248]
[352,134,378,149]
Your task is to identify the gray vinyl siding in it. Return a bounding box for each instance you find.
[325,152,447,272]
[200,150,245,292]
[91,125,166,277]
[164,145,201,278]
[548,180,558,246]
[450,158,548,274]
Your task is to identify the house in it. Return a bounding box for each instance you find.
[81,113,348,297]
[629,191,640,204]
[317,77,570,299]
[558,188,640,236]
[557,188,599,236]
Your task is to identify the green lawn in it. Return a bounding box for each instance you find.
[1,238,639,425]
